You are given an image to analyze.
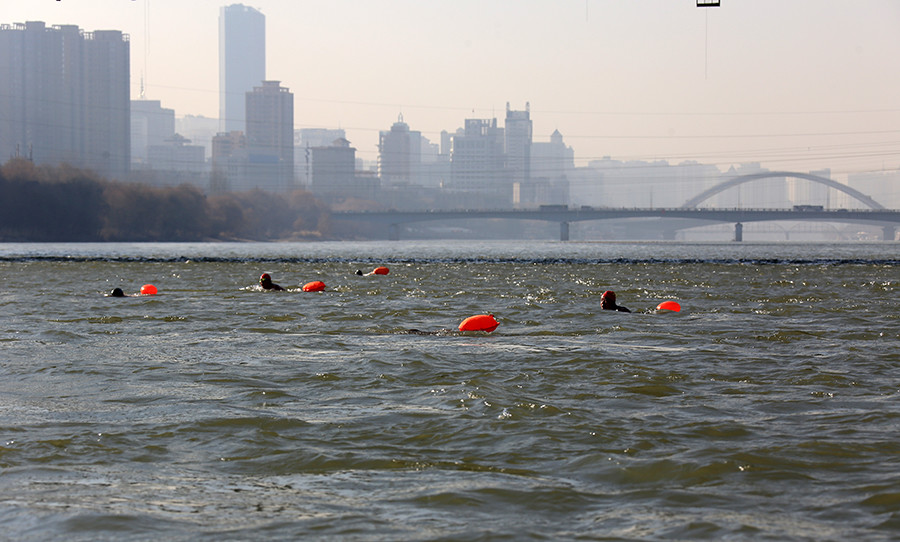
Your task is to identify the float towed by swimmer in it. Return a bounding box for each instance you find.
[403,314,500,335]
[302,280,326,292]
[600,290,682,313]
[458,314,499,332]
[257,273,324,292]
[107,284,158,297]
[355,266,390,276]
[656,300,681,312]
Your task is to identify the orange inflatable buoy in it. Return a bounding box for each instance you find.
[140,284,158,295]
[656,300,681,312]
[373,266,390,275]
[458,314,499,333]
[302,280,326,292]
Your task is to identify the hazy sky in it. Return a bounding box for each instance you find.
[7,1,900,176]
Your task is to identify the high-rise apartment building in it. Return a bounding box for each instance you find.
[219,4,265,133]
[450,118,505,195]
[245,80,294,192]
[0,22,130,179]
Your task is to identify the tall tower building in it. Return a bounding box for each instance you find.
[245,81,294,192]
[0,22,130,179]
[378,114,422,187]
[505,102,532,186]
[219,4,265,133]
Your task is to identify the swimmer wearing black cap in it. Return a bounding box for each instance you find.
[600,290,630,312]
[259,273,285,291]
[108,287,126,297]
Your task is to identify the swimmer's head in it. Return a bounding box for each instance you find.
[110,287,125,297]
[355,269,363,276]
[259,273,272,286]
[600,290,616,309]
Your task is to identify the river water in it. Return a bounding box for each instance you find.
[1,241,898,540]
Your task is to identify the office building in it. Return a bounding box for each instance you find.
[176,114,219,161]
[245,81,294,192]
[148,134,205,174]
[793,168,832,208]
[0,21,130,179]
[211,130,248,192]
[524,129,574,206]
[294,128,346,187]
[131,100,175,166]
[310,138,357,195]
[450,118,505,196]
[219,4,265,133]
[505,103,532,186]
[847,170,900,209]
[378,114,422,187]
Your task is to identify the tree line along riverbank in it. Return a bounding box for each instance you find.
[0,159,336,242]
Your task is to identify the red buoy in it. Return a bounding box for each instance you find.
[458,314,499,333]
[302,280,326,292]
[140,284,157,295]
[656,300,681,312]
[373,266,390,275]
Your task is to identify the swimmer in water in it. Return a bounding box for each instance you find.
[600,290,631,312]
[108,287,126,297]
[259,273,286,291]
[356,267,389,276]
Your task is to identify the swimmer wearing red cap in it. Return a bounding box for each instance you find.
[600,290,631,312]
[259,273,285,291]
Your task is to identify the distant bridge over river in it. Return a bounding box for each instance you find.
[333,207,900,241]
[333,171,900,241]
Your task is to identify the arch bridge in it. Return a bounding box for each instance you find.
[333,172,899,241]
[681,171,884,210]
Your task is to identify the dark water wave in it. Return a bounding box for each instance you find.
[3,254,899,266]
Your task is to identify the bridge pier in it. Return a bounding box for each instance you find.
[560,221,570,241]
[389,223,400,241]
[733,222,743,242]
[884,225,896,241]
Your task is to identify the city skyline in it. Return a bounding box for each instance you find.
[4,1,900,183]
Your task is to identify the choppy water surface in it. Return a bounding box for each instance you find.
[1,241,898,541]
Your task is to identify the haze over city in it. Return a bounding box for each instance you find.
[8,0,900,176]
